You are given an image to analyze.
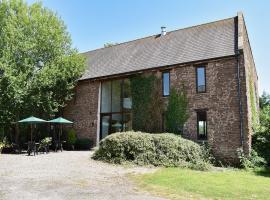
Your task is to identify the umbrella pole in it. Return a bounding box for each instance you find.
[31,124,33,143]
[59,124,61,142]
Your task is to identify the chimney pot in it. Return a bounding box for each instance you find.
[161,26,167,36]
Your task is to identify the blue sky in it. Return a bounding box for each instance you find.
[27,0,269,94]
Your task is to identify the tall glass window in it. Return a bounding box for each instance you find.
[112,80,121,112]
[101,116,110,139]
[197,111,207,140]
[100,79,132,139]
[101,81,111,113]
[111,114,122,133]
[196,66,206,93]
[162,72,170,96]
[123,79,132,112]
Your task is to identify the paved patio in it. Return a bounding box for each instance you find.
[0,151,166,200]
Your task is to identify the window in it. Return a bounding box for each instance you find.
[100,79,132,139]
[101,81,111,113]
[162,72,170,96]
[111,80,121,112]
[196,66,206,93]
[197,111,207,140]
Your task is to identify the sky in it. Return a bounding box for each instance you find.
[26,0,270,95]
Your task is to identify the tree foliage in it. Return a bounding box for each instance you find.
[259,91,270,109]
[0,0,85,126]
[253,92,270,165]
[165,87,188,134]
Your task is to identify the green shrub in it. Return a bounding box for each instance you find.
[252,105,270,165]
[75,138,93,150]
[165,87,188,134]
[67,129,76,145]
[93,131,211,170]
[0,137,11,153]
[237,148,266,169]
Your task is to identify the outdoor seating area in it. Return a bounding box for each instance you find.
[9,116,73,156]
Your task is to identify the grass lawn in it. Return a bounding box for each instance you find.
[133,168,270,200]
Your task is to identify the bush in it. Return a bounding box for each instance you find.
[65,129,77,150]
[93,131,211,170]
[165,87,188,134]
[75,138,93,150]
[0,137,11,153]
[237,148,266,169]
[67,129,76,145]
[252,105,270,165]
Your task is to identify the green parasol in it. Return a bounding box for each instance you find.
[48,117,73,124]
[48,117,73,142]
[18,116,47,142]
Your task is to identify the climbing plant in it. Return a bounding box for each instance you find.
[165,86,188,135]
[130,74,163,133]
[249,74,258,129]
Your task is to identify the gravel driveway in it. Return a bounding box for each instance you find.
[0,151,166,200]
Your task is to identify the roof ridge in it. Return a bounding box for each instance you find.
[81,16,236,55]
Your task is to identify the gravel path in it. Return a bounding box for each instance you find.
[0,151,166,200]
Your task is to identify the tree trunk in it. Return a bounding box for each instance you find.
[15,115,20,145]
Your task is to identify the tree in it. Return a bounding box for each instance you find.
[0,0,85,142]
[253,92,270,165]
[165,87,188,134]
[259,91,270,109]
[253,104,270,164]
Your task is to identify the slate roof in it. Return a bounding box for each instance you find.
[80,17,236,80]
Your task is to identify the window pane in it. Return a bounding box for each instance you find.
[123,79,132,111]
[101,115,110,139]
[197,111,207,140]
[198,121,206,135]
[101,82,111,113]
[111,114,122,133]
[197,67,206,92]
[163,72,170,96]
[112,80,122,112]
[123,113,132,131]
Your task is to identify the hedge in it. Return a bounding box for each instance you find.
[93,131,211,170]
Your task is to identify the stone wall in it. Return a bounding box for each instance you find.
[167,57,242,163]
[63,80,100,145]
[238,12,259,155]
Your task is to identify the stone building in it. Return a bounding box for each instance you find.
[64,12,259,162]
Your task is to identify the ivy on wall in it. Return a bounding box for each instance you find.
[130,74,163,133]
[165,86,188,135]
[249,74,258,129]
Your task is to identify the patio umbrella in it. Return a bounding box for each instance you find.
[18,116,47,143]
[48,117,73,142]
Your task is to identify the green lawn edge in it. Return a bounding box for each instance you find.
[130,168,270,200]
